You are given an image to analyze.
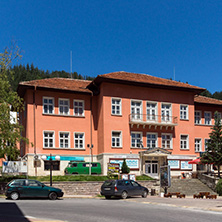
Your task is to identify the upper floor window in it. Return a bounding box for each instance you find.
[74,100,84,117]
[131,100,142,121]
[43,97,54,114]
[180,135,189,150]
[59,99,69,115]
[59,132,70,148]
[43,131,54,148]
[180,105,188,120]
[147,133,158,148]
[162,133,172,149]
[161,103,171,122]
[195,111,201,124]
[112,131,122,147]
[204,139,210,151]
[147,102,157,121]
[74,132,85,149]
[195,139,202,152]
[111,98,122,115]
[204,111,211,125]
[131,132,142,148]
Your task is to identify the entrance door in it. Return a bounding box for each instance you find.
[145,161,158,178]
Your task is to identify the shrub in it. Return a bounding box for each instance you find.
[121,159,130,174]
[216,179,222,196]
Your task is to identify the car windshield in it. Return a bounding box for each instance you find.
[103,181,115,186]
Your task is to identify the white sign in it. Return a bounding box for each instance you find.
[168,160,180,169]
[110,159,139,169]
[181,161,192,170]
[3,161,27,174]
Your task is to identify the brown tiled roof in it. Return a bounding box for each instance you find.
[18,78,92,93]
[96,71,205,92]
[194,95,222,105]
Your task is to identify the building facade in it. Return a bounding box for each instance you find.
[17,71,222,177]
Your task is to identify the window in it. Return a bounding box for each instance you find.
[74,100,84,116]
[131,132,142,148]
[161,104,171,122]
[131,100,142,121]
[195,111,201,124]
[204,112,211,125]
[205,139,210,151]
[59,132,70,148]
[195,139,202,152]
[147,133,157,148]
[147,102,157,121]
[180,105,188,120]
[43,131,54,148]
[112,131,122,147]
[162,134,172,149]
[112,98,122,115]
[74,133,85,149]
[43,97,54,114]
[59,99,69,115]
[180,135,189,150]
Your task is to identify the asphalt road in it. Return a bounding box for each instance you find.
[0,198,222,222]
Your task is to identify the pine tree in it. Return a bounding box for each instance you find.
[201,111,222,178]
[121,159,130,174]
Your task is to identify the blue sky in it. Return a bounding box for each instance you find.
[1,0,222,93]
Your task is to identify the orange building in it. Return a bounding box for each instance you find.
[17,72,222,177]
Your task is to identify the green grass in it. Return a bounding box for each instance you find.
[0,174,153,182]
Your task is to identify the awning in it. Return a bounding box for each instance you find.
[188,158,201,164]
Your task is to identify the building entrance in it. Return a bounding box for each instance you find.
[145,160,158,178]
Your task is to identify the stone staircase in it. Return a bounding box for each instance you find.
[166,178,217,196]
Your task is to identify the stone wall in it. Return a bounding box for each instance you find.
[0,180,157,196]
[197,172,220,191]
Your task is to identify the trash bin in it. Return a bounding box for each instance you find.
[151,189,156,196]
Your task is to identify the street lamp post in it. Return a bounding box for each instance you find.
[42,154,60,186]
[87,144,93,175]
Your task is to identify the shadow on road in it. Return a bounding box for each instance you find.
[0,203,29,222]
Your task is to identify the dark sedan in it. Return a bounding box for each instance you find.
[101,179,149,199]
[5,179,63,200]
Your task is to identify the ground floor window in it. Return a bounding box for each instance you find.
[44,161,60,171]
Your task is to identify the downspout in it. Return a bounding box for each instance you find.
[33,85,37,176]
[90,91,93,163]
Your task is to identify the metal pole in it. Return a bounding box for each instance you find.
[50,154,52,186]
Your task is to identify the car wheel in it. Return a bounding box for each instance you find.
[121,191,128,199]
[49,192,58,200]
[10,192,19,200]
[105,195,111,199]
[142,190,148,198]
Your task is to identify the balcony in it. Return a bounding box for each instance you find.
[129,114,178,129]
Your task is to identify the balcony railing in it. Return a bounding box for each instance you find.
[129,114,178,127]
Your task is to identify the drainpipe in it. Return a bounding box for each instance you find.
[33,85,37,176]
[90,91,93,163]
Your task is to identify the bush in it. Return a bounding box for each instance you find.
[216,179,222,196]
[121,159,130,174]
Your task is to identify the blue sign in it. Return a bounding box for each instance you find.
[46,156,84,161]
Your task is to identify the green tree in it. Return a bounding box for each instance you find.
[201,112,222,178]
[0,46,28,160]
[121,159,130,174]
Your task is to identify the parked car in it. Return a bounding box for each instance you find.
[64,161,101,175]
[5,179,64,200]
[101,179,149,199]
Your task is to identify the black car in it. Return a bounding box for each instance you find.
[101,179,149,199]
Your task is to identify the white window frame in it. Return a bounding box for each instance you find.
[59,98,70,115]
[74,132,85,149]
[195,138,202,152]
[74,100,85,117]
[180,104,189,120]
[131,100,142,121]
[204,111,212,125]
[131,132,143,148]
[180,135,189,150]
[111,131,122,148]
[146,133,158,148]
[59,131,70,148]
[161,103,172,123]
[43,131,55,148]
[195,110,202,125]
[161,133,172,149]
[204,138,210,151]
[111,98,122,116]
[146,101,158,122]
[43,97,54,114]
